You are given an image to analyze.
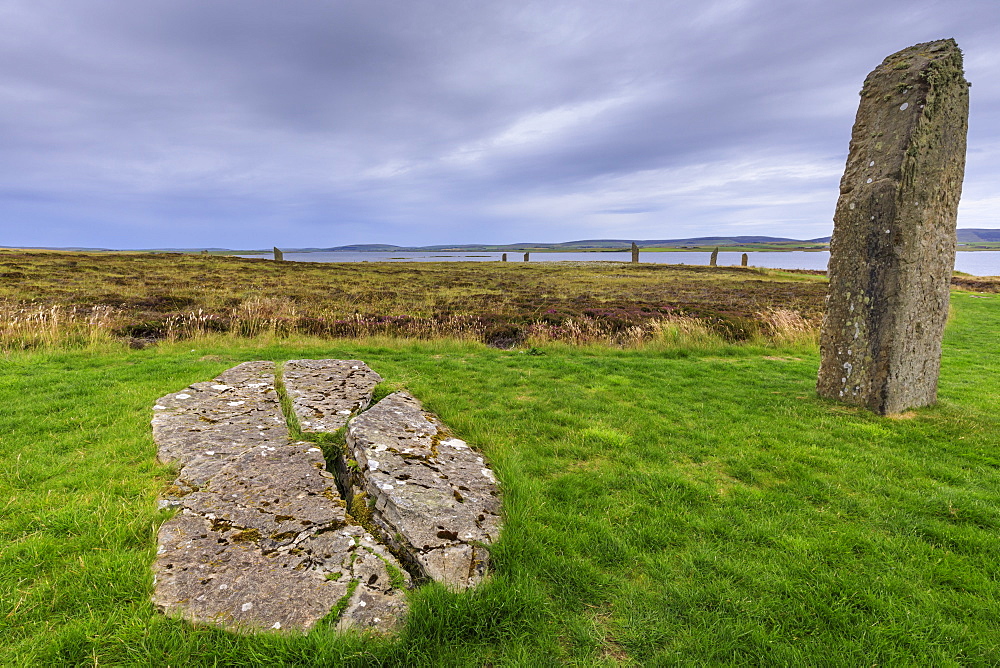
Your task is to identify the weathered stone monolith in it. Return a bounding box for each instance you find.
[631,242,639,264]
[709,247,718,267]
[201,250,209,256]
[523,252,530,262]
[501,253,507,262]
[817,39,969,415]
[273,247,283,262]
[741,253,748,267]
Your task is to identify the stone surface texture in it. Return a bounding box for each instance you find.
[152,361,288,495]
[344,391,501,590]
[151,362,410,634]
[818,39,969,414]
[283,359,382,432]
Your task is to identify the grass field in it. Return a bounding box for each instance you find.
[2,282,999,665]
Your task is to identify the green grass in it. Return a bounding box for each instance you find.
[2,292,999,665]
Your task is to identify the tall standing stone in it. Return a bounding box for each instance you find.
[631,242,639,264]
[741,253,748,267]
[501,253,507,262]
[817,39,969,415]
[523,252,530,262]
[273,247,284,262]
[709,247,718,267]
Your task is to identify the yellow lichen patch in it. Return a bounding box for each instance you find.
[230,528,261,543]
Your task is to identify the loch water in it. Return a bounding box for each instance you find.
[237,250,1000,277]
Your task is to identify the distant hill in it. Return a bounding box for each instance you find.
[6,230,998,253]
[315,236,810,252]
[957,229,1000,243]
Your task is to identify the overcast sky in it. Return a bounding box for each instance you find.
[1,0,997,249]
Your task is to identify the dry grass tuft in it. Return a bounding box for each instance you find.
[0,302,119,349]
[756,308,820,347]
[233,296,299,337]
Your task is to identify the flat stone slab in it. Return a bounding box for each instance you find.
[180,441,345,553]
[152,361,288,495]
[151,362,410,634]
[283,359,382,432]
[345,392,502,590]
[154,509,409,633]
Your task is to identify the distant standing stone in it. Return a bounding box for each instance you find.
[501,253,507,262]
[741,253,748,267]
[631,242,639,264]
[709,247,718,267]
[523,252,530,262]
[273,247,283,262]
[817,39,969,415]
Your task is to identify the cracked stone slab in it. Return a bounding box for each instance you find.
[151,361,288,494]
[153,511,347,632]
[153,440,410,634]
[345,391,501,590]
[181,441,345,553]
[283,359,382,432]
[153,511,409,633]
[151,362,410,635]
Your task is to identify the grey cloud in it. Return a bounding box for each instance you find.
[0,0,997,247]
